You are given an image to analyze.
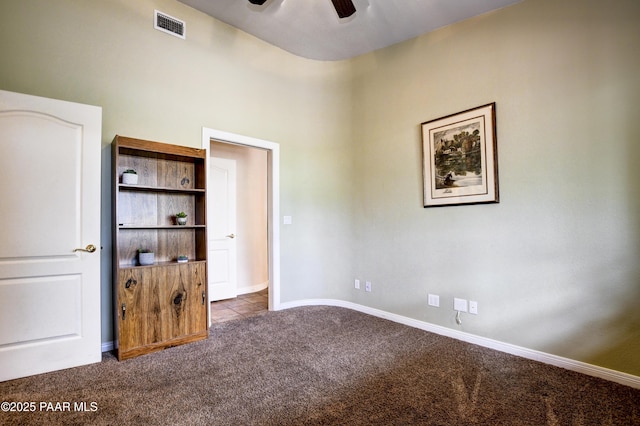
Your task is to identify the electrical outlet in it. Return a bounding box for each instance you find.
[453,298,468,312]
[365,281,372,292]
[469,300,478,315]
[354,279,360,290]
[428,294,440,307]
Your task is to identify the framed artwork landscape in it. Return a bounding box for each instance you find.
[421,103,499,207]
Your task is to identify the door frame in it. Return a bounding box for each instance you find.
[202,128,280,312]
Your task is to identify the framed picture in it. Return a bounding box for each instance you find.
[421,102,499,207]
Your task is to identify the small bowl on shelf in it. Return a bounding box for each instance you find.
[138,250,154,266]
[122,169,138,185]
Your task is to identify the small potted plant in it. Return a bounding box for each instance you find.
[138,249,154,266]
[175,211,187,225]
[122,169,138,185]
[177,255,188,263]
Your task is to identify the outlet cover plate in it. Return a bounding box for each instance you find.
[428,294,440,307]
[454,297,468,312]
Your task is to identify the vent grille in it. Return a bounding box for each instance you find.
[154,10,185,39]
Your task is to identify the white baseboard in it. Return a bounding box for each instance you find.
[277,298,640,390]
[101,341,114,353]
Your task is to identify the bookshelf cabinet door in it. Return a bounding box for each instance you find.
[117,268,155,352]
[157,263,207,340]
[181,262,207,335]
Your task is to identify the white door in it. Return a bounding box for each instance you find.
[208,157,237,301]
[0,90,102,381]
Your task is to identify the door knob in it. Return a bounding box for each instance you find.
[74,244,97,253]
[226,234,235,239]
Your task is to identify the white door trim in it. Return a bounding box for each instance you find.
[202,128,281,313]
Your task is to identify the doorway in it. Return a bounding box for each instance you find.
[202,128,281,323]
[209,143,268,322]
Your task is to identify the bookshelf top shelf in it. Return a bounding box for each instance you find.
[115,135,206,160]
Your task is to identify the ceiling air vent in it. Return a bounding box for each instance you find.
[154,10,185,39]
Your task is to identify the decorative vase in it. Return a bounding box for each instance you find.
[177,216,187,225]
[122,172,138,185]
[139,252,154,266]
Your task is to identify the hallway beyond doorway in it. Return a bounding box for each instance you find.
[210,289,268,323]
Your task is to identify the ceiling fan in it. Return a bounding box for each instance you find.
[248,0,356,19]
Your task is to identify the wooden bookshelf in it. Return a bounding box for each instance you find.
[112,135,208,360]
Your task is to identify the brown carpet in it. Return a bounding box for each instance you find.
[1,306,639,425]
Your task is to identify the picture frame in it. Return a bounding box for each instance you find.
[421,102,499,207]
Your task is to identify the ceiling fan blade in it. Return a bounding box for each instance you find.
[330,0,356,19]
[248,0,268,5]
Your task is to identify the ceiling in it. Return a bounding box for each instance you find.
[177,0,522,61]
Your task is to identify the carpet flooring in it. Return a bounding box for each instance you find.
[1,306,639,425]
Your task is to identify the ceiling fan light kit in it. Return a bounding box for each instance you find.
[248,0,356,19]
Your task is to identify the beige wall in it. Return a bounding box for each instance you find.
[1,0,638,377]
[350,0,640,375]
[0,0,354,345]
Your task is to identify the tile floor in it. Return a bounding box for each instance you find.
[210,288,268,324]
